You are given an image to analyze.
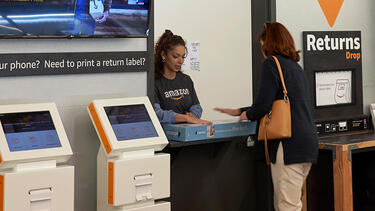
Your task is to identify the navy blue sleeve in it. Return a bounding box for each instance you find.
[245,58,280,120]
[240,106,251,113]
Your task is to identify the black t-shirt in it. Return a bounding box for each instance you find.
[154,72,200,114]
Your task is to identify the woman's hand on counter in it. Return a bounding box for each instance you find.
[185,112,195,117]
[188,116,212,125]
[237,111,249,122]
[176,113,212,125]
[214,108,241,116]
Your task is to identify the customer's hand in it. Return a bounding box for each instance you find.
[237,111,249,122]
[214,107,241,116]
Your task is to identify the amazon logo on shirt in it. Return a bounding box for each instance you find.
[164,89,190,100]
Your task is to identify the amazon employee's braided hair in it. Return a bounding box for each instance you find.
[154,30,186,79]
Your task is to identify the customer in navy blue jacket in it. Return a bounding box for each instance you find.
[215,22,318,211]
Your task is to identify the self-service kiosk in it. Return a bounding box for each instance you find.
[0,103,74,211]
[88,97,170,211]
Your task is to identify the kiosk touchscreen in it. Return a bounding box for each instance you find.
[104,104,158,142]
[0,103,74,211]
[1,111,62,152]
[88,97,170,211]
[88,97,168,156]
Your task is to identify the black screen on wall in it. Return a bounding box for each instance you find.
[0,0,149,38]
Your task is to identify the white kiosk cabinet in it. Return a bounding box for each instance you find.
[88,97,170,211]
[0,103,74,211]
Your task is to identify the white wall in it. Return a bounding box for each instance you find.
[277,0,375,114]
[155,0,252,121]
[0,38,148,211]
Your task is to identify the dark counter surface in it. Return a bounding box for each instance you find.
[319,130,375,146]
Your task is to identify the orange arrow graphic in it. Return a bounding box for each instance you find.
[318,0,344,27]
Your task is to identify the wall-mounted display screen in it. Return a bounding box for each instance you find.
[104,104,158,141]
[0,0,149,38]
[0,111,62,152]
[315,70,353,107]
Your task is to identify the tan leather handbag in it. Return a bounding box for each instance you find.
[257,56,291,165]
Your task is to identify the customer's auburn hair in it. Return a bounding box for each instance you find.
[258,22,300,62]
[154,30,186,79]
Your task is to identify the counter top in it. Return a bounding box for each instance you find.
[167,135,251,148]
[319,130,375,148]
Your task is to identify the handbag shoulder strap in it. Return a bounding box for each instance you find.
[271,56,288,97]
